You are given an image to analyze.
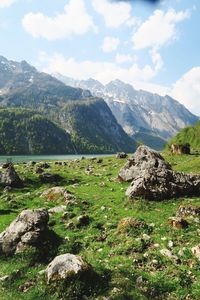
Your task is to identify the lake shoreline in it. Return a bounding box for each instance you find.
[0,154,114,164]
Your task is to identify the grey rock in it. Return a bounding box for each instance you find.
[176,205,200,217]
[35,167,44,174]
[119,145,200,200]
[116,152,127,159]
[77,215,90,227]
[39,173,62,183]
[0,208,49,255]
[192,244,200,260]
[45,253,90,283]
[41,186,75,203]
[48,205,67,215]
[168,217,189,229]
[0,164,23,188]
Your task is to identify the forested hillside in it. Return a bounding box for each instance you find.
[0,109,74,154]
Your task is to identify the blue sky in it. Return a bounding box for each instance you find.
[0,0,199,114]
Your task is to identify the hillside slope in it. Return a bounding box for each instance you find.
[0,56,135,154]
[0,109,74,155]
[55,75,198,150]
[168,121,200,150]
[58,98,136,154]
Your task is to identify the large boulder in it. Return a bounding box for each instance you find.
[119,145,200,201]
[0,164,23,188]
[45,253,90,283]
[0,208,49,255]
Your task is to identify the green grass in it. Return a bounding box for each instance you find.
[0,154,200,299]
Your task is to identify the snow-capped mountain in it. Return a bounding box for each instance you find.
[54,74,198,149]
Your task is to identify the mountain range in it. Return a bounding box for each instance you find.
[0,56,135,155]
[54,74,198,149]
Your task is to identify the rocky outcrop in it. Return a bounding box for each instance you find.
[45,253,90,283]
[0,164,23,188]
[119,145,200,200]
[0,209,49,255]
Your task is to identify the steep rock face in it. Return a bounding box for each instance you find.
[0,209,49,255]
[119,145,200,200]
[58,98,136,154]
[56,76,198,149]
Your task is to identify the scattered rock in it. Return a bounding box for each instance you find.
[119,145,200,200]
[35,167,44,174]
[41,186,75,203]
[168,217,189,229]
[3,186,12,193]
[171,143,190,155]
[48,205,67,215]
[39,163,50,169]
[28,161,36,166]
[117,217,148,235]
[39,173,62,184]
[96,158,103,164]
[45,253,90,283]
[116,152,127,159]
[77,215,90,227]
[192,244,200,260]
[160,248,178,262]
[2,163,10,169]
[0,208,49,255]
[176,205,200,217]
[19,280,35,293]
[0,164,23,188]
[0,275,10,282]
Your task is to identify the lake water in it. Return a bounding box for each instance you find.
[0,154,112,164]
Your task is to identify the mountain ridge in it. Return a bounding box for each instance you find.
[54,74,198,149]
[0,56,136,154]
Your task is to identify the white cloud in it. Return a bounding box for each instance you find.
[115,53,137,64]
[132,8,189,50]
[38,52,162,84]
[22,0,97,40]
[37,52,200,115]
[102,36,119,53]
[171,67,200,115]
[92,0,132,28]
[0,0,15,8]
[150,49,163,71]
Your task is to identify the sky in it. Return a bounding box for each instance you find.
[0,0,199,115]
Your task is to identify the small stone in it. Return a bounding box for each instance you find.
[0,275,10,282]
[168,240,174,248]
[142,234,151,240]
[48,205,66,215]
[116,152,127,159]
[192,244,200,260]
[77,215,90,227]
[168,217,189,229]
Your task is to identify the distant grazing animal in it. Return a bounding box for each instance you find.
[170,143,190,155]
